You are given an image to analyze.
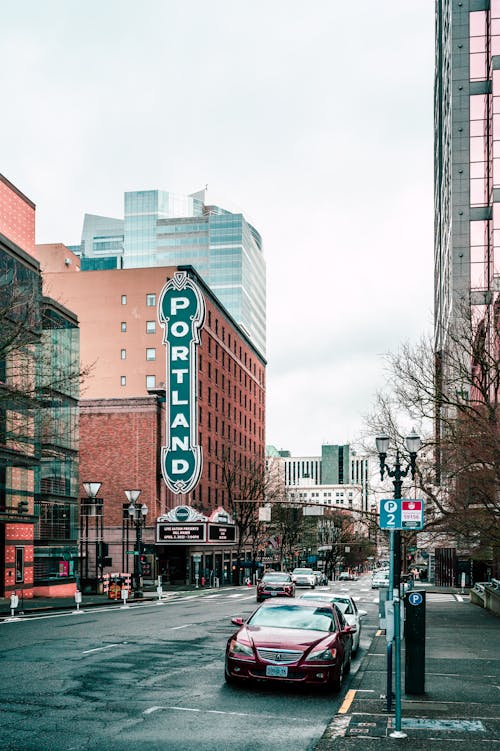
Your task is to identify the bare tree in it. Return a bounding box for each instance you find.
[221,452,283,582]
[365,298,499,562]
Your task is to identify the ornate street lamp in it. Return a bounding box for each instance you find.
[125,490,147,598]
[376,430,421,585]
[81,482,103,592]
[375,430,421,730]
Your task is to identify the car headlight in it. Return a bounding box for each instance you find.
[305,646,337,662]
[228,638,255,660]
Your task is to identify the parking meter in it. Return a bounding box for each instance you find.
[10,593,19,616]
[404,590,426,694]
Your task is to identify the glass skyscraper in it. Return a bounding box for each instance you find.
[72,189,266,355]
[434,0,499,353]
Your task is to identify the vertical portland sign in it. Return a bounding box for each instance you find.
[158,271,205,494]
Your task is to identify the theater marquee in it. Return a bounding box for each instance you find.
[156,506,237,545]
[158,271,205,494]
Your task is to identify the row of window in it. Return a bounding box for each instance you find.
[121,293,157,306]
[120,348,156,360]
[121,375,157,389]
[121,320,157,333]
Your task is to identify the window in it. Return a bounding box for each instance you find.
[121,376,126,386]
[121,295,127,305]
[121,322,127,332]
[146,321,156,334]
[146,293,156,306]
[146,375,156,389]
[15,547,24,583]
[121,349,126,360]
[146,348,156,361]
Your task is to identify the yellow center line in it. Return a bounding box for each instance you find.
[338,689,356,714]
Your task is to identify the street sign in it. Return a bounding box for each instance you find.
[408,592,423,607]
[379,499,424,530]
[126,550,139,555]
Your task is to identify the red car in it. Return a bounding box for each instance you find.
[256,572,296,602]
[225,598,354,692]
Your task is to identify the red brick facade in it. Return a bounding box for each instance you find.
[0,174,35,255]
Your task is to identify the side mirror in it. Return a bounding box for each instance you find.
[231,616,244,626]
[359,609,368,618]
[345,625,357,634]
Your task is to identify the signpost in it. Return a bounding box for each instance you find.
[380,498,424,531]
[379,497,425,738]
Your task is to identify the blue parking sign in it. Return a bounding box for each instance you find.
[379,499,402,529]
[408,592,423,606]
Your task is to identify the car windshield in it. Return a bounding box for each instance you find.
[293,568,313,575]
[331,598,353,614]
[249,604,334,632]
[262,573,290,582]
[300,594,353,614]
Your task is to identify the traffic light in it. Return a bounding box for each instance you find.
[17,501,29,514]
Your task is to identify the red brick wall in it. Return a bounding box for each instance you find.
[0,175,35,255]
[79,398,162,527]
[4,522,34,598]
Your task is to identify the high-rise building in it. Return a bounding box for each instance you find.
[266,444,371,513]
[434,0,499,351]
[70,188,266,355]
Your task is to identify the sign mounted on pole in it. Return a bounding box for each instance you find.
[379,499,424,530]
[158,271,205,494]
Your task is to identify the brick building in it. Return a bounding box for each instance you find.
[37,253,266,586]
[1,175,80,599]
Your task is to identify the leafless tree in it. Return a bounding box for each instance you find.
[365,298,499,561]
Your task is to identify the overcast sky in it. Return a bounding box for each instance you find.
[2,1,435,456]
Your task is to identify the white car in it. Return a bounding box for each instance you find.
[371,570,390,588]
[299,592,367,653]
[291,567,316,588]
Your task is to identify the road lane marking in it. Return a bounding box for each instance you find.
[143,706,311,722]
[82,643,124,654]
[338,689,356,714]
[169,624,192,630]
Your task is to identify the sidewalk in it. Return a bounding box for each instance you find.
[0,582,205,617]
[315,590,500,751]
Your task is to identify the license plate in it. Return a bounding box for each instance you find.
[271,591,277,596]
[266,665,288,677]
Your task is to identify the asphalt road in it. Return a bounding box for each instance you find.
[0,576,380,751]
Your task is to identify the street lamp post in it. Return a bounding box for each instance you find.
[376,430,421,734]
[81,482,103,593]
[125,490,147,598]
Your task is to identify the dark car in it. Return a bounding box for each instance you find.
[225,598,354,692]
[256,572,296,602]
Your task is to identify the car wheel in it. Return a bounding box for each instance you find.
[311,584,315,589]
[343,652,351,675]
[330,667,343,693]
[352,628,361,655]
[256,597,262,603]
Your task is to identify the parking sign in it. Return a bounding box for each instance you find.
[379,499,424,530]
